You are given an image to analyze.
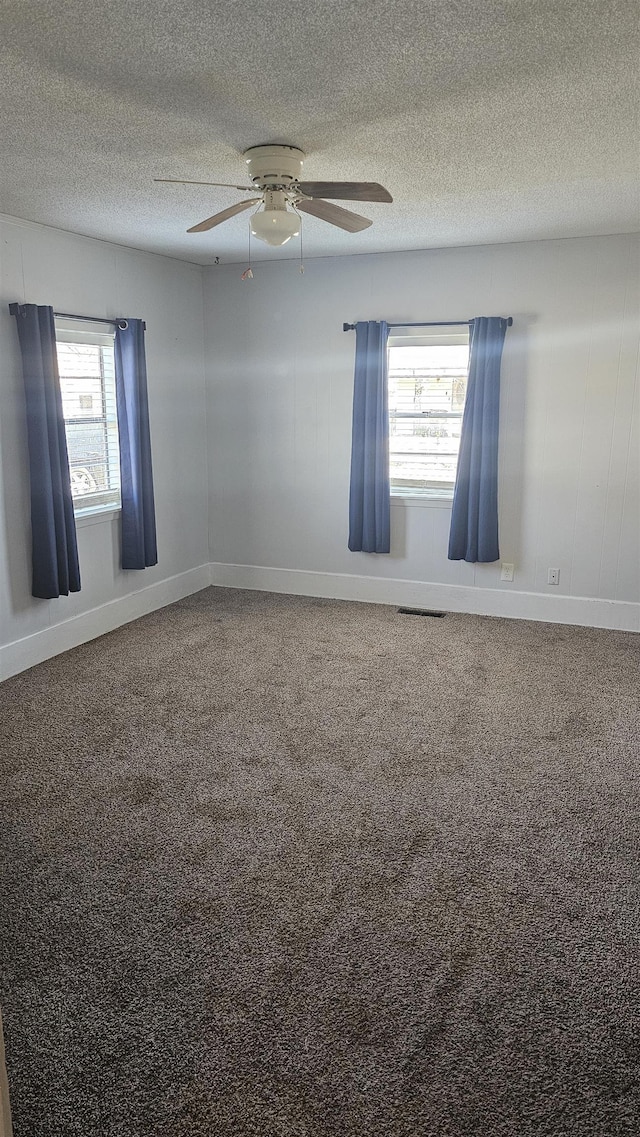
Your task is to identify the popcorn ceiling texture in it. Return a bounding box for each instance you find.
[0,0,638,263]
[1,587,639,1136]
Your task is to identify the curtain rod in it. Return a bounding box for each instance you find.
[342,318,513,331]
[54,311,146,330]
[10,305,144,331]
[54,311,119,326]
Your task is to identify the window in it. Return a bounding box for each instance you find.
[55,319,121,514]
[388,326,469,498]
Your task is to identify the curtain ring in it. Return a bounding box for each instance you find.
[117,319,129,330]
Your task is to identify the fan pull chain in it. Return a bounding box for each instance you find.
[241,222,253,280]
[296,208,304,274]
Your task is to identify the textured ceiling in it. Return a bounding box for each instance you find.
[1,0,638,264]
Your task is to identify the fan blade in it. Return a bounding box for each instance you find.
[296,199,372,233]
[155,178,255,191]
[296,181,392,203]
[187,198,262,233]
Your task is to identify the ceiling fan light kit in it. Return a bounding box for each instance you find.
[156,143,393,248]
[250,189,301,247]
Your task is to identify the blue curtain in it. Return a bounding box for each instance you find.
[114,319,158,570]
[448,316,508,563]
[10,302,81,599]
[348,321,391,553]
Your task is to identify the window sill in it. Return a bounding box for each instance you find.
[74,506,121,528]
[391,493,453,509]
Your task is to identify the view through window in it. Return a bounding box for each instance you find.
[55,320,121,513]
[388,328,470,496]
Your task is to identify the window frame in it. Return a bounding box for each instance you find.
[387,325,470,503]
[54,318,122,519]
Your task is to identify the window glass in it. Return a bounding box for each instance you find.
[55,321,121,513]
[388,328,469,496]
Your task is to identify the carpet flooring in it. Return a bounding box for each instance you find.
[1,587,639,1137]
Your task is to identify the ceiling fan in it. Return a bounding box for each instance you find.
[154,144,393,247]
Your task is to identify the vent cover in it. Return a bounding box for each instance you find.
[398,607,446,618]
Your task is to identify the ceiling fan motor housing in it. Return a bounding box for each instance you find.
[244,145,305,189]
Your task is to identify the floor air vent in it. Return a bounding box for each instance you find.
[398,607,446,618]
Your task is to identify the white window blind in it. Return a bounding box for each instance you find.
[55,319,121,514]
[388,327,470,497]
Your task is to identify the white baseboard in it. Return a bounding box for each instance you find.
[3,559,637,681]
[209,562,640,633]
[1,564,211,681]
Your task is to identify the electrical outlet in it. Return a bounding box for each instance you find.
[500,563,514,582]
[548,567,560,586]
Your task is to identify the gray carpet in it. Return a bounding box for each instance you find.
[1,587,639,1137]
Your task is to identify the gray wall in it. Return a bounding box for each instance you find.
[2,222,638,678]
[0,216,209,676]
[204,235,639,628]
